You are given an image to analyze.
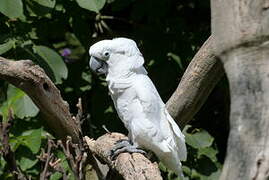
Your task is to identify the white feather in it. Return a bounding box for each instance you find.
[89,37,187,176]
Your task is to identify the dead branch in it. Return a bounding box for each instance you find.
[57,137,88,180]
[74,98,106,179]
[85,133,163,180]
[39,137,87,180]
[39,139,54,180]
[39,139,68,180]
[75,98,84,129]
[0,109,27,180]
[166,35,224,128]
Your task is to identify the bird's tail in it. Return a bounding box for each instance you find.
[160,154,184,178]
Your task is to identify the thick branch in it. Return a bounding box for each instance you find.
[85,133,162,180]
[0,57,81,142]
[166,35,224,128]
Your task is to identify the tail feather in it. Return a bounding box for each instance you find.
[165,109,187,161]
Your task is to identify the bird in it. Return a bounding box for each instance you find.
[89,37,187,176]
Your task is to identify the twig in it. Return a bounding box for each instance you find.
[75,98,106,179]
[75,98,83,128]
[102,125,111,134]
[40,139,54,180]
[57,136,88,180]
[39,138,84,180]
[0,109,28,180]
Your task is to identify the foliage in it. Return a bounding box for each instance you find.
[182,126,221,180]
[0,85,39,122]
[0,0,228,179]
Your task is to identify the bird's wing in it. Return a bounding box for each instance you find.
[133,75,162,125]
[133,76,176,149]
[134,75,187,160]
[132,75,161,136]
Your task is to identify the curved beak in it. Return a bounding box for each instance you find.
[89,56,108,75]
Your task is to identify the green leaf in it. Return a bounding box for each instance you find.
[11,93,39,119]
[55,150,76,179]
[9,136,25,152]
[197,147,218,162]
[190,168,221,180]
[80,85,91,91]
[8,85,39,118]
[183,125,214,149]
[32,0,56,8]
[0,0,24,19]
[0,101,9,122]
[208,169,221,180]
[167,52,183,70]
[34,45,68,84]
[82,72,91,83]
[76,0,106,13]
[26,0,56,16]
[0,39,15,55]
[104,106,113,113]
[182,165,191,176]
[26,168,39,176]
[19,156,38,171]
[50,172,63,180]
[0,156,7,172]
[0,85,39,121]
[23,128,42,154]
[158,162,167,172]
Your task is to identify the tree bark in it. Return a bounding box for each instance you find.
[166,35,224,128]
[85,133,162,180]
[211,1,269,179]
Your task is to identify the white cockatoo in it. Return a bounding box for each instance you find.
[89,38,187,176]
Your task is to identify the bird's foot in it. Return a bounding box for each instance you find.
[110,139,146,160]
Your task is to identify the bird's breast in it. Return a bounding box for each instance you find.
[111,88,141,128]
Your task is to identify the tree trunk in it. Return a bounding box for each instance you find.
[211,1,269,179]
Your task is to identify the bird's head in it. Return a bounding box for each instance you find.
[89,38,145,76]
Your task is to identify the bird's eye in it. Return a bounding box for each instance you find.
[104,51,110,57]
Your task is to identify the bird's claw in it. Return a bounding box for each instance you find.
[113,139,132,149]
[109,139,146,160]
[110,146,146,160]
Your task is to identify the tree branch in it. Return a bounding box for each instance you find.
[85,133,162,180]
[0,57,81,143]
[166,35,225,128]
